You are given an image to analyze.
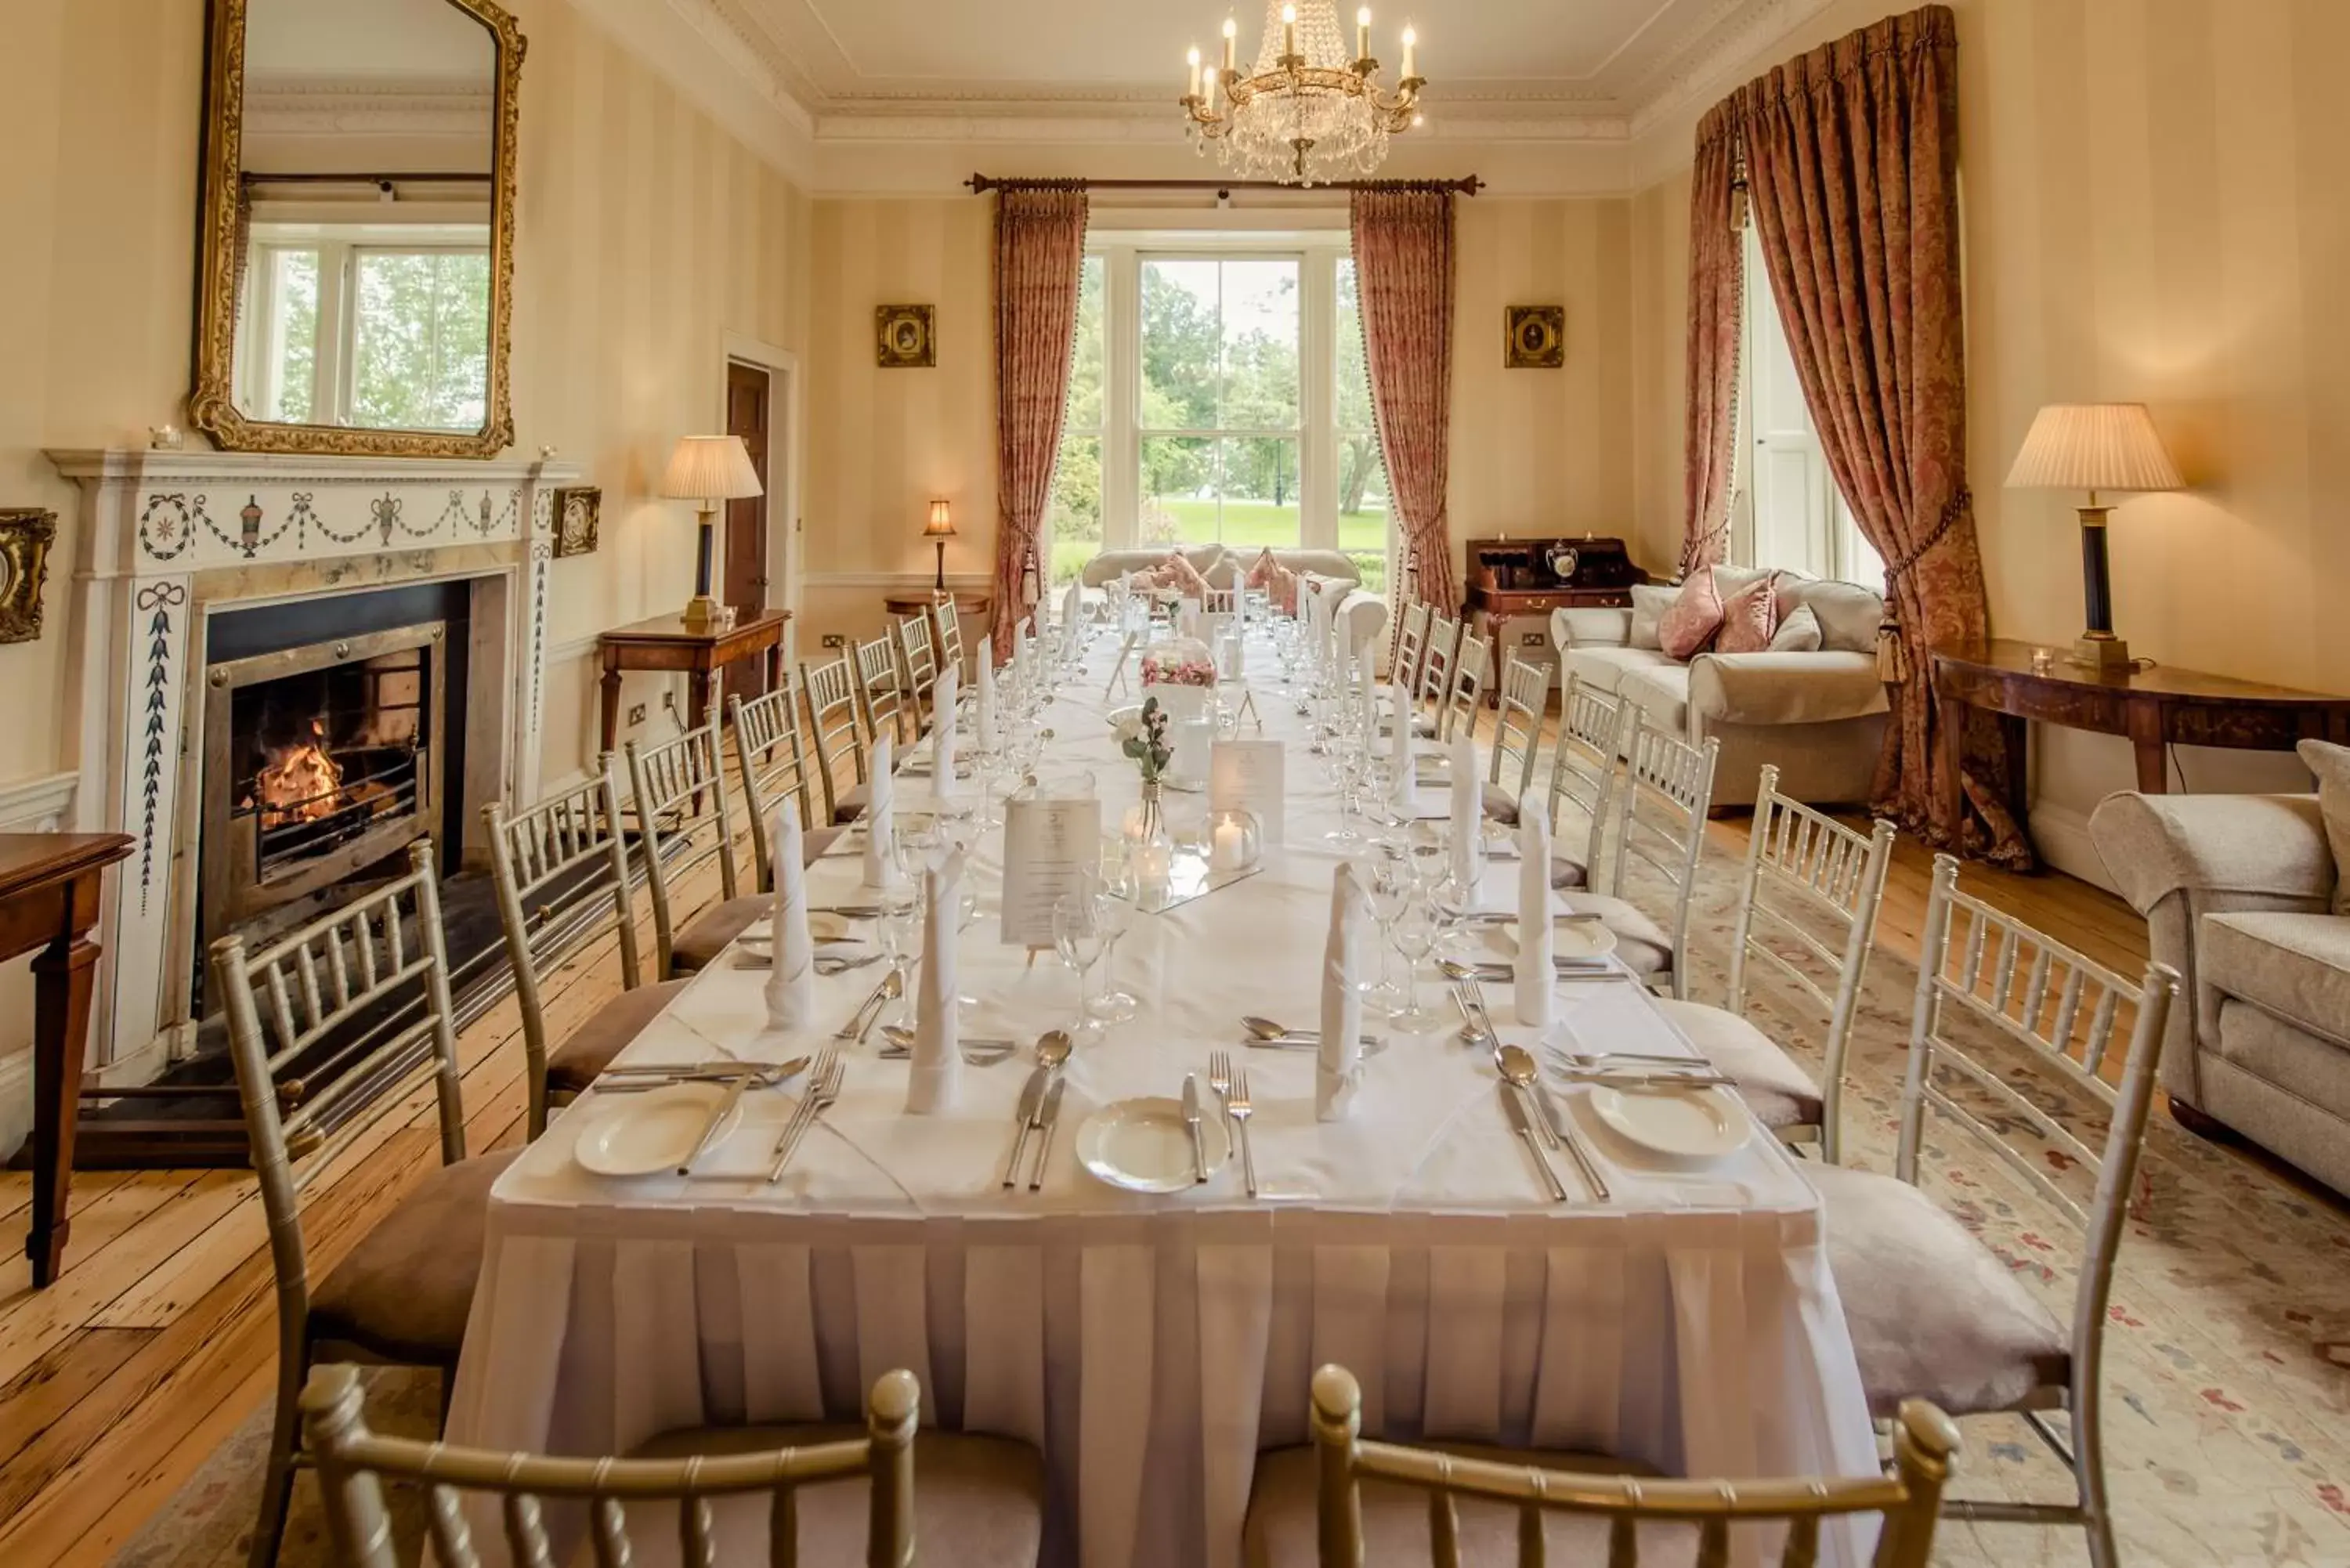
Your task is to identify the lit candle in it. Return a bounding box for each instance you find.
[1222,14,1238,72]
[1204,66,1218,112]
[1212,818,1246,871]
[1401,23,1417,78]
[1356,6,1372,60]
[1188,45,1202,98]
[1282,3,1297,59]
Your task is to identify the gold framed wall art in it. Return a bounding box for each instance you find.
[1504,305,1565,370]
[0,509,57,644]
[876,305,936,368]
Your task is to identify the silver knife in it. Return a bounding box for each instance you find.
[1000,1067,1047,1189]
[1502,1084,1571,1202]
[1027,1078,1066,1192]
[675,1071,752,1176]
[1182,1074,1208,1185]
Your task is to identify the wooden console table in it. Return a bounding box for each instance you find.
[1,833,134,1287]
[1930,638,2350,829]
[598,609,790,752]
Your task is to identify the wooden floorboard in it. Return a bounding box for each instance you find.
[0,717,2255,1563]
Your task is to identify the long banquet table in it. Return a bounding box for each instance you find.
[444,626,1881,1568]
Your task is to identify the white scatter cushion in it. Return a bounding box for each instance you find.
[2298,739,2350,915]
[1770,603,1824,653]
[1784,578,1885,654]
[1712,564,1773,601]
[1628,584,1677,652]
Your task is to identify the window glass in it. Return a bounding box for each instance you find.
[1138,257,1301,546]
[259,247,320,424]
[349,250,491,431]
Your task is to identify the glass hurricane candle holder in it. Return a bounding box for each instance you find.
[1200,808,1264,873]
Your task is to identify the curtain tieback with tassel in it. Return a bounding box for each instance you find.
[1874,485,1972,686]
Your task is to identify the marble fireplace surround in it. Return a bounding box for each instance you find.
[45,450,580,1082]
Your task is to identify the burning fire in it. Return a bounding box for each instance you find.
[251,721,346,829]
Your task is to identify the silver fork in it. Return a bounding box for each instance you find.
[1226,1060,1257,1199]
[765,1050,843,1183]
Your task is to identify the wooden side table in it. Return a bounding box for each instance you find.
[0,832,134,1286]
[598,609,790,753]
[1929,638,2350,842]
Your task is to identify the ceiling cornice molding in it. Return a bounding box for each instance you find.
[244,77,493,140]
[663,0,820,136]
[1623,0,1837,139]
[811,109,1630,146]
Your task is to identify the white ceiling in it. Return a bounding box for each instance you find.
[705,0,1787,127]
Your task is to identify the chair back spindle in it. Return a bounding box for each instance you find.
[730,679,821,894]
[1545,675,1627,885]
[1488,652,1549,806]
[624,721,739,979]
[1608,711,1720,999]
[801,654,870,825]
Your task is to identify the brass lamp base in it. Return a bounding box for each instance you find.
[682,593,721,631]
[2070,633,2133,670]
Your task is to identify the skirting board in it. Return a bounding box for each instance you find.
[2028,800,2117,896]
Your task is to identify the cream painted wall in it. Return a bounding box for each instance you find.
[0,0,810,1143]
[1625,0,2347,880]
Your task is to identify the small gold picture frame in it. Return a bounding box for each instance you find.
[877,305,936,368]
[1505,305,1565,370]
[552,486,602,558]
[0,508,57,644]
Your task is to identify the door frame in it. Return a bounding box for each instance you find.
[719,331,802,666]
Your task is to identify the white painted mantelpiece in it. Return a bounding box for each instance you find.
[43,448,580,1078]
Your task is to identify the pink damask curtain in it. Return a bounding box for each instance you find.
[1676,105,1743,580]
[1734,4,2029,865]
[991,184,1090,659]
[1350,187,1459,614]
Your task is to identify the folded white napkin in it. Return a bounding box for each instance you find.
[1387,681,1415,810]
[1061,578,1082,630]
[863,735,898,891]
[974,651,998,751]
[763,802,816,1029]
[906,847,964,1115]
[1318,860,1368,1122]
[1448,735,1482,887]
[1514,793,1553,1028]
[1354,653,1376,757]
[932,663,959,797]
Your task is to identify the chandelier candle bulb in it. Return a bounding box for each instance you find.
[1188,46,1202,97]
[1282,4,1298,60]
[1223,13,1237,71]
[1401,23,1416,78]
[1355,5,1370,60]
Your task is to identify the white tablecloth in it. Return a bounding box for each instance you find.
[445,633,1879,1568]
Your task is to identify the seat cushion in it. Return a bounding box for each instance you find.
[2214,998,2350,1125]
[1616,666,1692,737]
[1560,645,1681,696]
[830,779,871,826]
[804,824,848,864]
[1650,999,1824,1132]
[1549,854,1589,891]
[1558,892,1673,980]
[1245,1445,1690,1568]
[548,978,692,1095]
[1807,1162,2070,1419]
[2201,911,2350,1050]
[623,1425,1044,1568]
[1481,792,1520,826]
[673,894,771,973]
[311,1148,520,1367]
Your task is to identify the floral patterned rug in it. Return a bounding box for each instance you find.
[115,858,2350,1567]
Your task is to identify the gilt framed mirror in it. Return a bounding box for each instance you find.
[190,0,525,458]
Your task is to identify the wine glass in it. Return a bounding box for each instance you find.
[1386,893,1452,1035]
[1086,869,1138,1024]
[877,884,922,1029]
[1053,890,1112,1042]
[1361,850,1414,1017]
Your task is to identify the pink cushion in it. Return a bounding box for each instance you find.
[1716,570,1781,654]
[1163,551,1212,599]
[1658,569,1728,659]
[1246,548,1300,615]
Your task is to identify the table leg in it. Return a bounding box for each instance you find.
[1935,692,1968,836]
[599,664,624,754]
[2134,735,2168,793]
[765,639,783,703]
[690,669,714,731]
[28,926,100,1288]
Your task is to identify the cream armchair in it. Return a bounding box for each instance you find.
[2089,790,2348,1192]
[1549,574,1890,809]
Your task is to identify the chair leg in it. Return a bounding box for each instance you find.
[2073,1407,2118,1568]
[246,1346,306,1568]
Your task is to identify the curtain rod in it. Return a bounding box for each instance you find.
[240,172,494,186]
[965,174,1483,196]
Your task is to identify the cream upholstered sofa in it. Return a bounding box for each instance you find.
[2090,784,2350,1193]
[1079,544,1361,591]
[1549,570,1890,809]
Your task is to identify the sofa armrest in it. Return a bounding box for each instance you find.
[1550,607,1630,652]
[1686,651,1891,727]
[2088,793,2334,916]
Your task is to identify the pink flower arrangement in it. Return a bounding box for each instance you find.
[1141,652,1217,688]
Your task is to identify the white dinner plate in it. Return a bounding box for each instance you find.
[1585,1084,1752,1167]
[738,911,856,945]
[1483,918,1619,963]
[1076,1096,1233,1194]
[572,1082,745,1178]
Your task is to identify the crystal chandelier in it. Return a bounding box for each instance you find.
[1180,2,1426,186]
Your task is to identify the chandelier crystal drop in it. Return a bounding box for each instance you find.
[1180,1,1426,186]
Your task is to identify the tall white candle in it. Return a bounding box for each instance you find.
[1401,23,1417,78]
[1222,14,1238,72]
[1355,6,1371,60]
[1282,3,1297,58]
[1188,46,1202,97]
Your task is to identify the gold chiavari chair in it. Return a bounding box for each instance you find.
[1415,613,1461,736]
[1244,1364,1960,1568]
[1390,602,1431,697]
[1810,854,2179,1568]
[730,677,841,891]
[1561,708,1719,999]
[625,719,761,979]
[1650,764,1896,1163]
[301,1364,1048,1568]
[485,763,681,1140]
[853,631,909,747]
[1479,651,1549,826]
[209,842,515,1568]
[801,653,873,826]
[1436,630,1489,743]
[895,612,939,732]
[1542,674,1627,892]
[931,595,967,677]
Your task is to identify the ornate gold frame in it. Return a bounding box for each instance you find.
[0,509,56,644]
[187,0,526,459]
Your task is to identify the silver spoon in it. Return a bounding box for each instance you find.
[877,1026,1018,1065]
[1239,1016,1389,1056]
[1497,1043,1609,1201]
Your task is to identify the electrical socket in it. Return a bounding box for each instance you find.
[661,690,676,711]
[627,703,646,727]
[821,633,845,649]
[1521,632,1546,647]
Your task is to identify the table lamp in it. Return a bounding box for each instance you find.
[2003,403,2183,670]
[924,498,956,594]
[660,435,764,630]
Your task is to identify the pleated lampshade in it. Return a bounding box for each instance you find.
[2005,404,2183,494]
[660,435,764,501]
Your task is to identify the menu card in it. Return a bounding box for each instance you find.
[998,791,1104,946]
[1210,738,1286,845]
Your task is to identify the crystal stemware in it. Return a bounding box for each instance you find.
[1052,890,1112,1042]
